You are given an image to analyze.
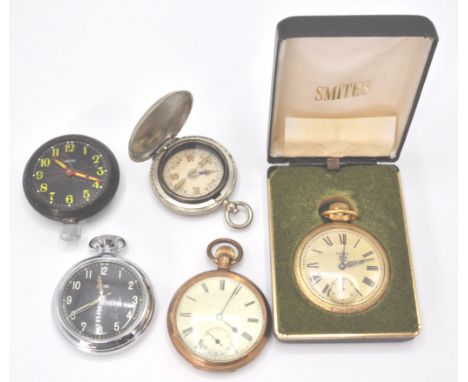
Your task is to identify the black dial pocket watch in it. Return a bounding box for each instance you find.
[128,91,253,229]
[167,238,270,371]
[23,135,119,240]
[53,235,154,353]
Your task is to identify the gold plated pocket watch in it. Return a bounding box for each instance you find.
[167,239,271,371]
[294,202,390,314]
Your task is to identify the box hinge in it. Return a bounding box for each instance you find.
[327,157,341,170]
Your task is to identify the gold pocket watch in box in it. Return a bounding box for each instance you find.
[267,16,438,341]
[294,202,390,315]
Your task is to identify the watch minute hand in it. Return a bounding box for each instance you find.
[67,292,111,318]
[218,283,241,316]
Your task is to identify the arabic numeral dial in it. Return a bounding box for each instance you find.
[58,260,145,340]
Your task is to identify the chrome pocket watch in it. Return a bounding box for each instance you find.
[294,202,390,314]
[128,91,253,229]
[53,235,154,353]
[23,135,119,241]
[167,239,270,371]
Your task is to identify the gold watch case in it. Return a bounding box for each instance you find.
[293,202,391,314]
[167,239,271,372]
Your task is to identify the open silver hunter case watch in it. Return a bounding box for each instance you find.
[128,91,253,229]
[53,235,154,353]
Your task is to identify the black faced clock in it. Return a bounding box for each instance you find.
[54,235,154,353]
[23,134,119,240]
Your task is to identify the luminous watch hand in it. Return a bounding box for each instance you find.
[53,159,101,183]
[53,158,69,170]
[96,275,104,295]
[67,292,111,318]
[72,171,101,183]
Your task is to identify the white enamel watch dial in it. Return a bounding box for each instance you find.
[167,239,270,371]
[175,276,264,362]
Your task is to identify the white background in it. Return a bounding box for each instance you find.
[10,1,457,381]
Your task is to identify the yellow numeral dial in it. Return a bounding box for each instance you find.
[40,158,51,167]
[65,143,75,153]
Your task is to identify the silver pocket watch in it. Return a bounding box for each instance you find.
[53,235,154,353]
[128,91,253,229]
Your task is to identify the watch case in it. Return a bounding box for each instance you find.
[266,15,438,342]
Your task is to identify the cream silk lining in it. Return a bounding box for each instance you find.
[270,36,433,158]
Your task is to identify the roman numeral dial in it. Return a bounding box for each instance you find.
[172,275,267,363]
[295,225,390,314]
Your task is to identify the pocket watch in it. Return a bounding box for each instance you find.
[23,135,119,241]
[167,238,270,371]
[53,235,154,353]
[293,202,390,314]
[128,91,253,229]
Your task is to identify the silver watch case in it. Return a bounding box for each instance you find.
[150,135,237,215]
[53,255,154,354]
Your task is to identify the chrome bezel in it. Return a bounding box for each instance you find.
[53,255,155,354]
[150,136,237,215]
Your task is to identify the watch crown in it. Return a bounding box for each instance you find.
[321,202,358,222]
[60,221,81,241]
[89,235,127,256]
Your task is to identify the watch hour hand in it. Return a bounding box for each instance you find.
[53,158,69,170]
[222,319,238,333]
[345,258,374,268]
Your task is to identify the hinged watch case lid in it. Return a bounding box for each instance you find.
[267,15,438,165]
[129,90,193,162]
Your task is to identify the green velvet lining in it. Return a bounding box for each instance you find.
[268,164,419,339]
